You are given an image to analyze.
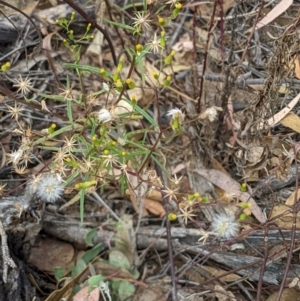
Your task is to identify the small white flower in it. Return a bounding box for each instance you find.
[98,108,112,123]
[199,106,223,122]
[7,149,23,165]
[147,33,163,54]
[132,11,152,31]
[35,174,64,203]
[210,213,239,239]
[13,75,33,95]
[166,107,185,122]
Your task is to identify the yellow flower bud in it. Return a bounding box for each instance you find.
[125,78,135,89]
[164,53,175,65]
[131,95,137,106]
[136,44,144,52]
[160,32,166,48]
[168,213,177,221]
[1,62,11,72]
[240,182,247,192]
[163,75,172,87]
[47,123,56,134]
[158,17,166,26]
[152,71,159,80]
[176,2,182,9]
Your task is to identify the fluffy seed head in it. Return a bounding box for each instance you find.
[98,108,112,123]
[210,213,239,239]
[34,174,64,203]
[166,107,185,122]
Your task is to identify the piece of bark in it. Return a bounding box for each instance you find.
[42,212,114,249]
[185,244,299,285]
[0,195,44,301]
[255,164,300,196]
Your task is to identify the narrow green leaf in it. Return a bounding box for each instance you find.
[80,189,85,222]
[81,243,104,264]
[64,63,106,74]
[86,228,98,246]
[67,99,73,123]
[75,258,87,275]
[122,99,158,128]
[104,19,135,31]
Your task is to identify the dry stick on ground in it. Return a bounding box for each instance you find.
[0,220,16,283]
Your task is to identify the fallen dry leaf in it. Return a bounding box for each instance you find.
[215,284,237,301]
[266,288,299,301]
[294,55,300,79]
[280,113,300,133]
[285,188,300,206]
[29,237,74,275]
[72,287,99,301]
[203,266,240,282]
[270,204,300,228]
[255,0,293,31]
[246,146,264,164]
[144,198,166,217]
[259,92,300,129]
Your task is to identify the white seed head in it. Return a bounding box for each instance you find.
[210,213,239,239]
[199,106,223,122]
[98,108,112,123]
[35,174,64,203]
[166,108,185,122]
